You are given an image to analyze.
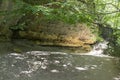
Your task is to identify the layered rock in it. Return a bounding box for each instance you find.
[0,0,97,51]
[18,16,96,50]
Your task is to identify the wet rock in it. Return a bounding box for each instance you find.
[13,48,22,53]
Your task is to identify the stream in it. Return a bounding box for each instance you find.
[0,40,120,80]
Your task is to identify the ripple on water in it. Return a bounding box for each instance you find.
[0,50,120,80]
[75,67,88,71]
[50,69,59,73]
[113,76,120,80]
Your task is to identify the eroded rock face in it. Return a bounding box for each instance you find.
[18,16,96,50]
[0,0,96,50]
[0,0,14,41]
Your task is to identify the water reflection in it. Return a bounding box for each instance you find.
[0,51,120,80]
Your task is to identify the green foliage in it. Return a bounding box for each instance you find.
[0,0,120,56]
[10,23,25,30]
[1,0,120,45]
[14,0,95,24]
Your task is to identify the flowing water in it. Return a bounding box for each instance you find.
[0,40,120,80]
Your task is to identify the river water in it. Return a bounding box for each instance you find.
[0,40,120,80]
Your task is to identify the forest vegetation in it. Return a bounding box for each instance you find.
[0,0,120,56]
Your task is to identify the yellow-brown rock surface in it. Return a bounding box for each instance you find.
[19,19,96,51]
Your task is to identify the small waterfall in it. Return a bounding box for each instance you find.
[82,41,110,57]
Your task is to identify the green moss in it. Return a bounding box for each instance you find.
[13,48,22,53]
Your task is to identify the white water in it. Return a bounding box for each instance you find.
[79,41,111,57]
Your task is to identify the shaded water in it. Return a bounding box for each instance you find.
[0,40,120,80]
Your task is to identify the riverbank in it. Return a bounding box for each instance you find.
[0,20,97,51]
[0,39,89,55]
[0,0,98,52]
